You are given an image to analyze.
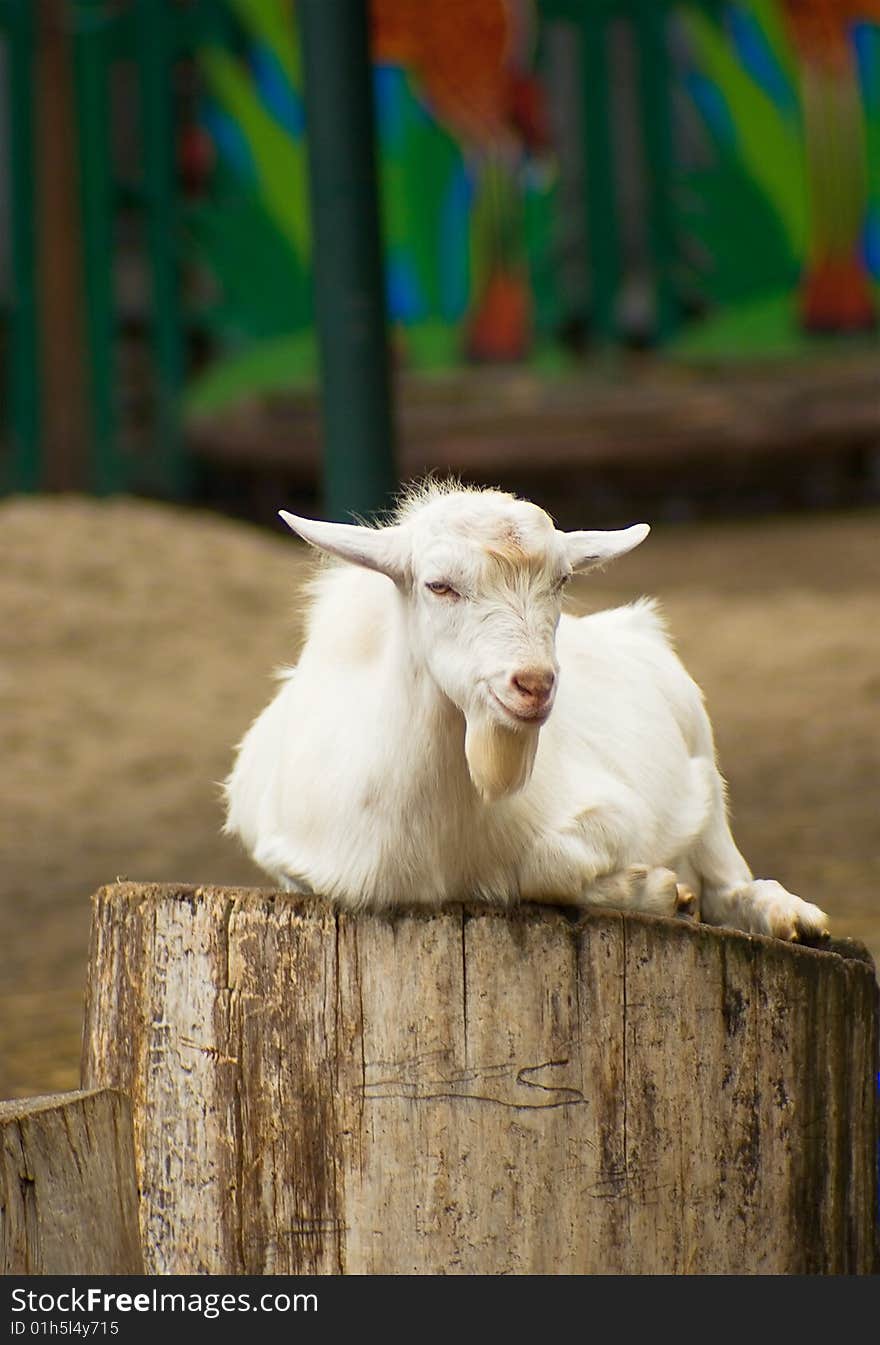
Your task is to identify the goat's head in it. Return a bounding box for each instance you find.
[280,488,648,802]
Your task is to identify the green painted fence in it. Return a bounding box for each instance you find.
[70,0,236,496]
[66,0,398,511]
[7,1,874,503]
[0,0,39,493]
[539,0,726,343]
[60,0,727,502]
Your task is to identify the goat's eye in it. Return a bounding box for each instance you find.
[425,581,459,598]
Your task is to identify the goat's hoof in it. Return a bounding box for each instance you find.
[630,865,682,917]
[749,880,830,944]
[782,907,831,944]
[674,883,700,922]
[775,901,829,945]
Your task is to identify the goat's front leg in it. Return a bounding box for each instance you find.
[518,827,697,919]
[691,783,829,942]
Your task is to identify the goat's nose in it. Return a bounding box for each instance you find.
[510,668,556,707]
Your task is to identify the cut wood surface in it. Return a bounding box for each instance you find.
[82,883,878,1275]
[0,1089,144,1274]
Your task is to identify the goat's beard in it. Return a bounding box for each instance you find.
[464,714,540,803]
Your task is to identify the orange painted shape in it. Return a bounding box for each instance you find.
[799,254,877,331]
[466,269,533,361]
[372,0,512,143]
[782,1,880,68]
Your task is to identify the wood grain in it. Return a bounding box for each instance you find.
[82,883,878,1274]
[0,1089,144,1274]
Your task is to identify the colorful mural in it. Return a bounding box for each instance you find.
[183,1,880,415]
[371,0,557,365]
[781,1,880,328]
[676,0,879,355]
[185,0,557,416]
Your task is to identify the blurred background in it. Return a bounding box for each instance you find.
[1,0,878,1097]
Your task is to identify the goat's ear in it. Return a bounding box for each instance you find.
[562,523,650,573]
[278,511,411,582]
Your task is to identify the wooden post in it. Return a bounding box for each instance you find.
[0,1089,144,1274]
[81,882,878,1276]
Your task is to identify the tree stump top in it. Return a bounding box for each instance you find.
[94,878,878,968]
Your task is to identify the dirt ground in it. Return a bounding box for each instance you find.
[1,493,878,1099]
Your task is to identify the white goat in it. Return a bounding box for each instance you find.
[224,481,828,941]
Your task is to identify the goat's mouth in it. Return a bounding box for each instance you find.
[488,688,553,727]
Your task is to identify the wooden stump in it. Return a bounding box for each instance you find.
[81,882,878,1275]
[0,1089,144,1274]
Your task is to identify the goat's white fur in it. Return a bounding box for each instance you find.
[224,482,828,942]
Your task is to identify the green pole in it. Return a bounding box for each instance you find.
[298,0,397,522]
[6,0,40,491]
[580,8,620,342]
[634,1,677,343]
[135,0,190,498]
[71,0,122,493]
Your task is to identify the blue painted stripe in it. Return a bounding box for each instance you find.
[251,42,305,138]
[727,6,798,121]
[201,104,257,184]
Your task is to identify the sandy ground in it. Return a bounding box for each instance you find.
[1,494,878,1099]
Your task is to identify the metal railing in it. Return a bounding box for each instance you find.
[1,0,39,492]
[539,0,725,343]
[70,0,234,495]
